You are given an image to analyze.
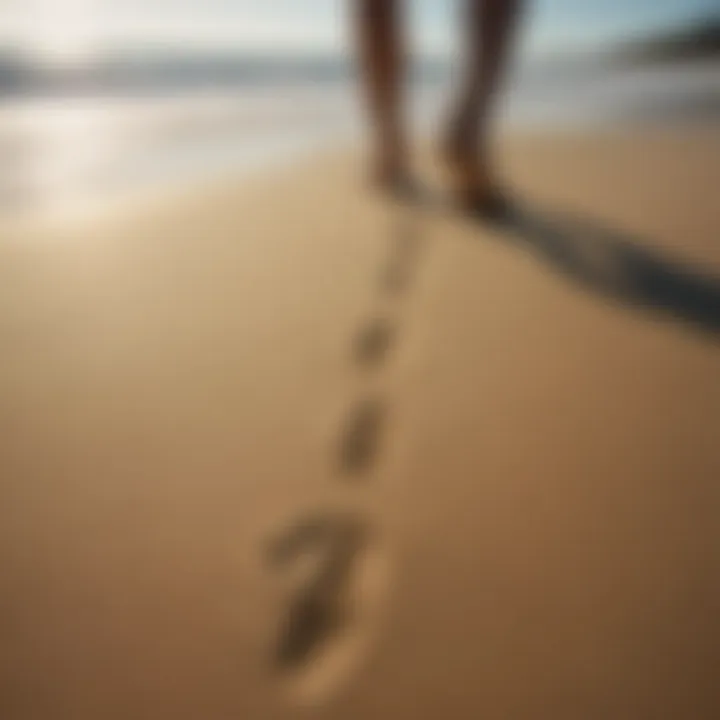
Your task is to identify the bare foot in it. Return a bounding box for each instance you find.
[441,125,509,218]
[372,162,415,200]
[369,139,417,199]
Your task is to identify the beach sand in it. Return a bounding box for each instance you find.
[1,124,719,719]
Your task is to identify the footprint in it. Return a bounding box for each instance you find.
[266,512,390,706]
[380,223,423,298]
[354,317,396,369]
[267,514,365,668]
[338,397,386,476]
[380,257,408,297]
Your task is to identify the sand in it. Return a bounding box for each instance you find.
[1,124,719,719]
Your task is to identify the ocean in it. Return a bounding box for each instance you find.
[1,56,718,221]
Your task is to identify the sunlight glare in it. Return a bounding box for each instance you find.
[24,0,97,64]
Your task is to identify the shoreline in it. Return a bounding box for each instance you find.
[1,57,718,230]
[4,117,720,241]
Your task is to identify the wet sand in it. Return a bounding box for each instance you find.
[1,124,719,719]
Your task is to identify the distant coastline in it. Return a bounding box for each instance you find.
[0,17,718,98]
[608,18,720,65]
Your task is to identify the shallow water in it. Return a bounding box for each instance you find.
[0,59,718,222]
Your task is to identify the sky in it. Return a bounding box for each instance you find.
[1,0,718,61]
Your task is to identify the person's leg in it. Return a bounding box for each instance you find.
[445,0,523,208]
[356,0,407,187]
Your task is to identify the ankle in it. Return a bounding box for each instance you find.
[376,138,406,175]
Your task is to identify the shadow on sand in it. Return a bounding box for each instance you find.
[437,194,720,336]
